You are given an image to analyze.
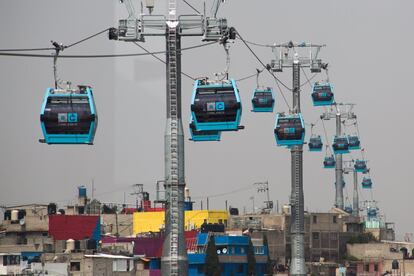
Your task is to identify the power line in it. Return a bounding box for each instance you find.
[0,41,218,59]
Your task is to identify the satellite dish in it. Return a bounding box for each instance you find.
[222,248,227,254]
[19,218,25,226]
[216,249,221,254]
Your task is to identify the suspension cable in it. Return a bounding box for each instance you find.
[321,118,333,155]
[0,27,111,52]
[133,42,196,81]
[0,41,218,58]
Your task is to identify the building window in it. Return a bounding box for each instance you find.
[313,216,317,224]
[70,262,81,271]
[374,264,378,271]
[254,246,264,254]
[364,264,369,272]
[218,219,223,224]
[312,232,320,240]
[224,219,228,227]
[333,216,337,224]
[240,247,245,254]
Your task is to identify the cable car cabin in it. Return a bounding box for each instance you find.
[354,159,367,173]
[191,79,242,131]
[323,156,336,168]
[311,82,334,106]
[361,177,373,189]
[344,206,353,214]
[251,88,275,112]
[332,136,349,154]
[40,86,97,145]
[348,135,361,150]
[367,208,377,218]
[189,119,221,142]
[308,135,323,151]
[274,113,305,147]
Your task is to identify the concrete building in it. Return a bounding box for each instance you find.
[228,208,364,265]
[133,210,228,234]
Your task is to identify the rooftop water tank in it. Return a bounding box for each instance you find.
[11,210,19,221]
[66,239,75,251]
[78,186,87,198]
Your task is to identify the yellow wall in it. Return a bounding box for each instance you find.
[133,210,228,234]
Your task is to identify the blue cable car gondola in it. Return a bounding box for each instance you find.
[189,117,221,142]
[311,82,334,106]
[354,159,367,173]
[348,135,361,150]
[251,87,275,112]
[40,86,97,144]
[323,155,336,168]
[308,135,323,152]
[274,113,305,146]
[191,79,242,131]
[362,177,373,189]
[332,135,350,154]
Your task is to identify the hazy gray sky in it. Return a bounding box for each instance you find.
[1,1,413,238]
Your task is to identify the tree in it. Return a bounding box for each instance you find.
[247,238,257,276]
[205,235,221,276]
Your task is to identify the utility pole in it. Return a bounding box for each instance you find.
[110,1,231,275]
[254,181,273,213]
[321,103,356,209]
[270,42,325,276]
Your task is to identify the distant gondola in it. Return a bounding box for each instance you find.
[362,177,373,189]
[251,88,275,112]
[274,113,305,146]
[354,159,367,173]
[323,155,336,168]
[332,135,349,154]
[308,135,323,152]
[191,79,242,131]
[40,85,97,144]
[311,82,334,106]
[348,135,361,150]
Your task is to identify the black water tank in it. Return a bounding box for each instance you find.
[74,240,81,250]
[58,209,65,215]
[78,206,85,214]
[392,259,399,270]
[17,210,26,220]
[87,239,97,250]
[48,203,57,215]
[229,207,239,216]
[201,223,225,233]
[4,210,11,220]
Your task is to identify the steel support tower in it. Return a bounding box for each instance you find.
[343,160,359,216]
[290,56,305,276]
[270,42,325,276]
[111,1,230,275]
[321,104,356,209]
[352,169,359,216]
